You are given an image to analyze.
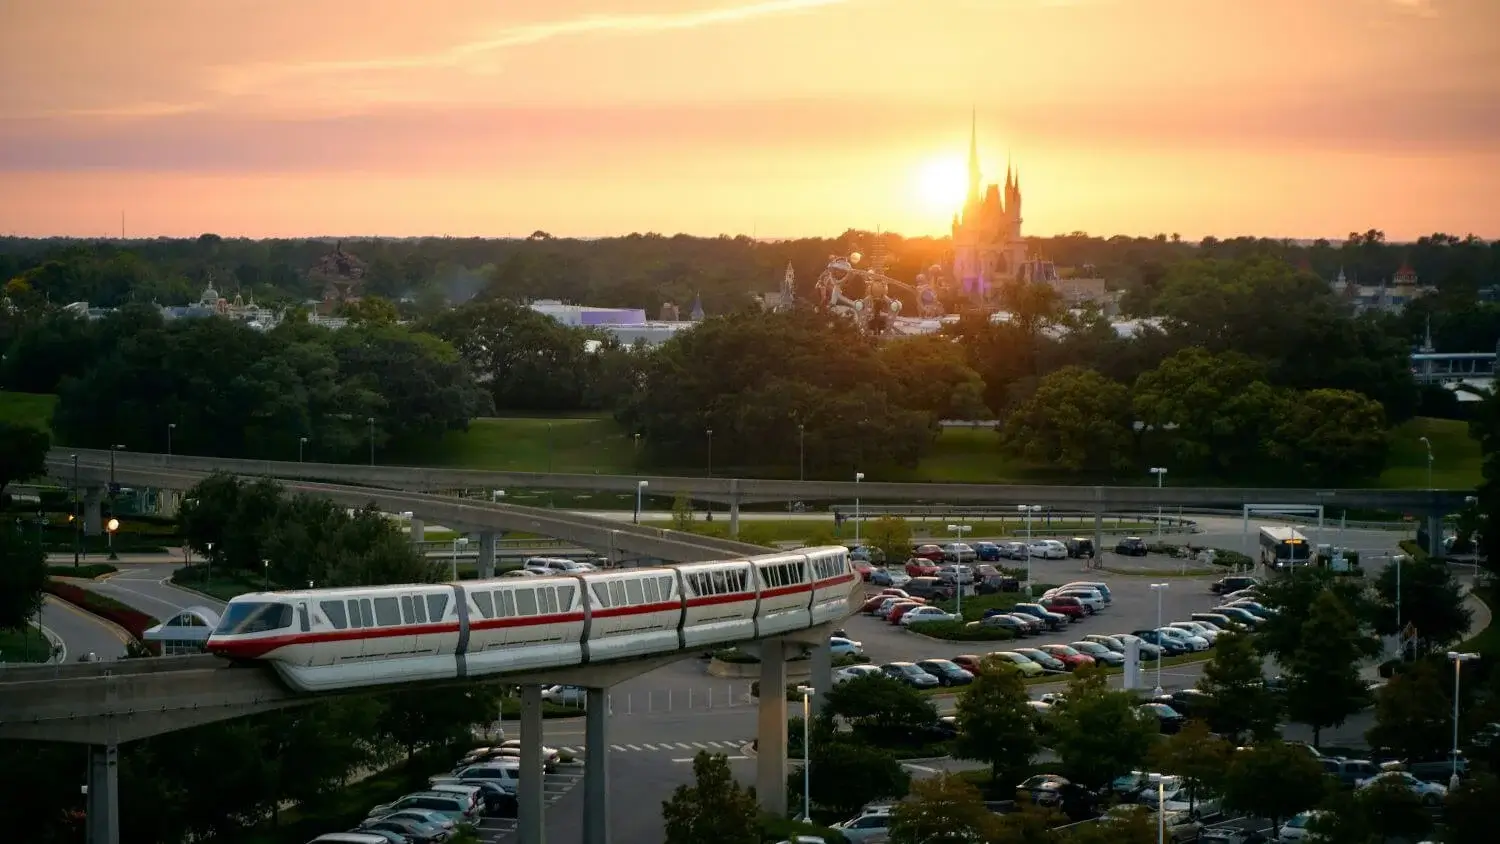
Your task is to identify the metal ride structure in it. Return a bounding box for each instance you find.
[813,249,945,331]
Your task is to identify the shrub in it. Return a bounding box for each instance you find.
[43,580,156,640]
[45,563,117,579]
[756,814,849,843]
[904,620,1016,642]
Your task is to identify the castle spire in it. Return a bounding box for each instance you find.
[967,108,981,206]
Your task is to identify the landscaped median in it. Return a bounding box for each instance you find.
[42,580,158,644]
[45,563,118,579]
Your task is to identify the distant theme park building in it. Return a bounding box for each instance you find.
[952,116,1027,300]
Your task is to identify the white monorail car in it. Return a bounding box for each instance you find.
[206,546,859,693]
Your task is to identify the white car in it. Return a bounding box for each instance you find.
[900,606,962,626]
[540,684,587,705]
[522,557,582,575]
[831,807,893,843]
[1355,770,1448,804]
[1028,540,1067,559]
[1277,810,1329,841]
[497,739,560,766]
[1156,627,1210,652]
[1055,588,1106,612]
[829,637,864,657]
[834,664,882,684]
[1169,621,1220,643]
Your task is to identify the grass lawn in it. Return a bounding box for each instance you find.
[0,390,57,432]
[387,415,641,473]
[0,626,52,663]
[1458,586,1498,657]
[661,516,1152,545]
[1379,417,1482,489]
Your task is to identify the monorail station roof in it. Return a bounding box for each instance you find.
[143,607,221,654]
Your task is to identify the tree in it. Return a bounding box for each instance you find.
[1254,565,1375,664]
[1444,772,1500,844]
[1048,667,1157,789]
[1365,657,1452,762]
[863,516,912,566]
[1355,775,1432,843]
[887,774,1002,844]
[661,752,759,844]
[0,521,47,632]
[1371,557,1473,652]
[1131,347,1283,477]
[953,658,1040,785]
[788,736,910,820]
[1195,629,1280,743]
[379,686,503,760]
[999,366,1134,473]
[1283,591,1376,747]
[671,492,693,531]
[823,673,939,741]
[1147,720,1232,814]
[1222,741,1327,829]
[0,421,49,497]
[1269,388,1390,485]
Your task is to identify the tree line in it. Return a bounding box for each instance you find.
[0,474,504,844]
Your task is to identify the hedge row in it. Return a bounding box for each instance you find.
[43,580,158,640]
[46,563,118,579]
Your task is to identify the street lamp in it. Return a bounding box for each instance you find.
[492,489,505,503]
[1149,583,1169,695]
[451,537,469,582]
[262,558,271,590]
[298,436,308,463]
[105,518,120,561]
[854,472,865,545]
[367,417,376,466]
[167,423,176,460]
[706,429,714,478]
[1419,436,1434,489]
[947,524,973,617]
[798,423,806,483]
[1149,467,1168,537]
[1018,505,1042,594]
[797,684,815,822]
[108,444,126,489]
[71,453,80,568]
[1447,651,1479,789]
[1148,772,1167,844]
[635,480,649,525]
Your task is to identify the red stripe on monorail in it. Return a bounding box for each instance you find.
[813,574,857,588]
[470,611,587,631]
[589,600,682,619]
[760,584,815,599]
[685,592,756,608]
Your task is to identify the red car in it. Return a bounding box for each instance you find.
[889,602,926,624]
[1039,644,1096,671]
[911,544,946,562]
[853,560,875,581]
[952,654,986,675]
[860,595,889,613]
[1040,596,1087,620]
[906,558,941,577]
[878,588,911,599]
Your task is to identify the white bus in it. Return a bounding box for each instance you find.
[1258,526,1311,570]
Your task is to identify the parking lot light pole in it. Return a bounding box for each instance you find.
[1448,651,1479,789]
[947,524,972,617]
[635,480,649,524]
[451,537,469,582]
[1149,583,1169,695]
[854,472,865,545]
[298,436,308,462]
[1148,772,1166,844]
[1149,467,1167,537]
[797,684,815,822]
[1018,505,1041,595]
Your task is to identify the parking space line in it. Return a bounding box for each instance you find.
[674,742,692,749]
[610,744,626,751]
[692,741,708,748]
[642,743,659,750]
[626,744,642,751]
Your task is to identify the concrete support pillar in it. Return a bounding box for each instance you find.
[583,687,611,844]
[519,685,546,844]
[86,743,119,844]
[408,517,425,545]
[83,488,103,537]
[478,531,497,580]
[1427,512,1445,559]
[729,479,741,540]
[808,641,832,718]
[756,637,789,818]
[1093,511,1105,571]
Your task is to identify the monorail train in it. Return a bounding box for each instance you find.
[204,546,859,692]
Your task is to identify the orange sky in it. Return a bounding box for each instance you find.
[2,0,1497,240]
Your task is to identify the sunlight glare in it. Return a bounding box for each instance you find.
[914,156,968,214]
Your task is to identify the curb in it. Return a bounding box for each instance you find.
[41,594,137,647]
[166,579,230,605]
[30,617,65,663]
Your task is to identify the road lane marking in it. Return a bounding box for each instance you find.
[626,744,642,751]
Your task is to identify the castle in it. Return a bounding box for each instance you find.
[951,116,1027,300]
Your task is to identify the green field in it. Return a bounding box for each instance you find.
[665,516,1153,544]
[2,389,1481,488]
[0,391,56,432]
[0,626,52,663]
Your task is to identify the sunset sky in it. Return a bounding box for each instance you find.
[2,0,1497,240]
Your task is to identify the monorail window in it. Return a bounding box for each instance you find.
[643,578,660,602]
[591,583,613,608]
[497,590,516,617]
[361,599,374,627]
[609,581,627,606]
[556,583,575,608]
[538,587,559,615]
[412,595,428,623]
[373,597,400,626]
[516,589,538,616]
[348,599,365,629]
[215,602,294,635]
[400,595,416,623]
[426,594,448,621]
[625,578,644,604]
[728,570,746,592]
[472,591,495,619]
[320,601,348,629]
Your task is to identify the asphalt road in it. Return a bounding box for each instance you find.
[81,565,226,619]
[35,595,131,662]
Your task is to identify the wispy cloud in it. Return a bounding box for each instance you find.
[215,0,860,96]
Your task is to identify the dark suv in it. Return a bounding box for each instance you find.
[1114,537,1148,556]
[1211,576,1259,595]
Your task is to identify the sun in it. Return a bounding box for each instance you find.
[914,156,968,213]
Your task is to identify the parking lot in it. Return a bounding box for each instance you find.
[477,763,586,843]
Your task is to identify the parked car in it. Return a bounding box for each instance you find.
[1136,702,1185,734]
[1132,629,1189,655]
[1197,827,1271,843]
[368,809,455,835]
[1100,805,1201,843]
[1211,606,1263,627]
[943,543,977,563]
[1064,537,1096,558]
[1038,644,1096,671]
[1010,603,1070,630]
[1355,770,1448,805]
[972,613,1033,636]
[915,659,975,686]
[834,664,883,684]
[1015,774,1098,820]
[998,541,1030,561]
[951,654,986,675]
[1054,588,1106,613]
[540,684,587,705]
[1011,648,1067,673]
[1083,633,1126,652]
[1211,575,1260,595]
[1191,612,1246,631]
[973,542,1004,562]
[904,559,941,578]
[1277,810,1330,842]
[1060,581,1113,604]
[1155,626,1210,652]
[1112,633,1165,659]
[987,651,1046,677]
[902,577,950,601]
[1169,620,1220,643]
[1028,540,1068,559]
[861,595,893,613]
[869,567,911,587]
[1153,689,1212,718]
[881,662,941,688]
[888,602,929,624]
[852,560,875,581]
[1114,537,1149,556]
[830,806,893,843]
[900,606,961,626]
[910,544,946,562]
[368,793,477,824]
[1070,640,1124,666]
[357,816,449,844]
[936,564,975,585]
[1039,596,1087,620]
[1320,756,1382,789]
[1223,599,1275,618]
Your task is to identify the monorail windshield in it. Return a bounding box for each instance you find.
[215,602,294,635]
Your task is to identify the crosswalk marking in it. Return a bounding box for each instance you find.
[537,739,749,756]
